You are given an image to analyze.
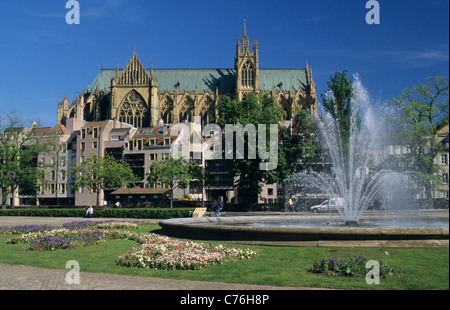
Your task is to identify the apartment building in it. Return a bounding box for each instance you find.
[436,126,449,199]
[73,119,137,206]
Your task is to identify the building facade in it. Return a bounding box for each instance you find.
[57,26,318,129]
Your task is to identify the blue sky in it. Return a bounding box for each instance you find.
[0,0,448,127]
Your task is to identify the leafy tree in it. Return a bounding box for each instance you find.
[279,106,321,175]
[0,111,53,209]
[147,157,199,208]
[386,76,449,200]
[70,155,138,206]
[216,93,285,206]
[321,70,354,152]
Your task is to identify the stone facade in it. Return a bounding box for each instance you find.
[57,26,318,129]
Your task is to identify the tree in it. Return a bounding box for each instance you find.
[70,155,138,206]
[321,70,354,153]
[216,93,285,206]
[386,76,449,200]
[147,157,198,208]
[279,106,321,175]
[0,111,53,209]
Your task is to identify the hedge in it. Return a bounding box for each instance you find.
[0,208,193,219]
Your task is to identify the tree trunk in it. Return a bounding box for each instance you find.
[0,188,6,210]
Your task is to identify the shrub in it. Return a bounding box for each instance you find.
[0,208,193,219]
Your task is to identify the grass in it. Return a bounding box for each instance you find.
[0,224,448,290]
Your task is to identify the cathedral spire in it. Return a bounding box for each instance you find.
[241,19,249,52]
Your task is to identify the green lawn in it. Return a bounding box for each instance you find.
[0,224,448,290]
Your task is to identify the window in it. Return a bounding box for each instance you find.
[440,154,448,165]
[93,141,98,149]
[442,173,449,184]
[241,60,254,89]
[93,127,99,139]
[149,153,156,161]
[268,188,274,196]
[81,129,86,139]
[118,90,149,128]
[81,142,85,152]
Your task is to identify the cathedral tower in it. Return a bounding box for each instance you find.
[235,22,259,100]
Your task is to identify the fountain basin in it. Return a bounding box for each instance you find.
[159,214,449,248]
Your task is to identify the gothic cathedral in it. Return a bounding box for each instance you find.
[57,25,318,128]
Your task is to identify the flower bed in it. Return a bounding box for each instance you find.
[309,256,400,278]
[0,224,56,235]
[116,233,258,270]
[3,220,258,270]
[62,220,141,230]
[6,228,138,251]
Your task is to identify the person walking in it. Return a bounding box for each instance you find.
[215,199,223,217]
[286,198,295,212]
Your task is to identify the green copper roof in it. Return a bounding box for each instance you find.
[89,68,308,94]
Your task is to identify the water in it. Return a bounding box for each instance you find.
[287,75,418,225]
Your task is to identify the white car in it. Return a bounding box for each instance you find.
[311,198,344,213]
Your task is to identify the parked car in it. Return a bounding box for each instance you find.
[311,198,344,213]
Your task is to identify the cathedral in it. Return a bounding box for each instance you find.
[57,25,318,128]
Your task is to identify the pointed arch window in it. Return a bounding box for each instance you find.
[119,90,149,128]
[179,97,194,122]
[241,60,254,89]
[161,97,174,124]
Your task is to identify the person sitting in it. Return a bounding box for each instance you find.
[85,205,93,218]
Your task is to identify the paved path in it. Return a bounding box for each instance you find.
[0,216,314,291]
[0,264,308,290]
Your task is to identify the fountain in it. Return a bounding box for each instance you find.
[159,75,449,248]
[287,74,414,226]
